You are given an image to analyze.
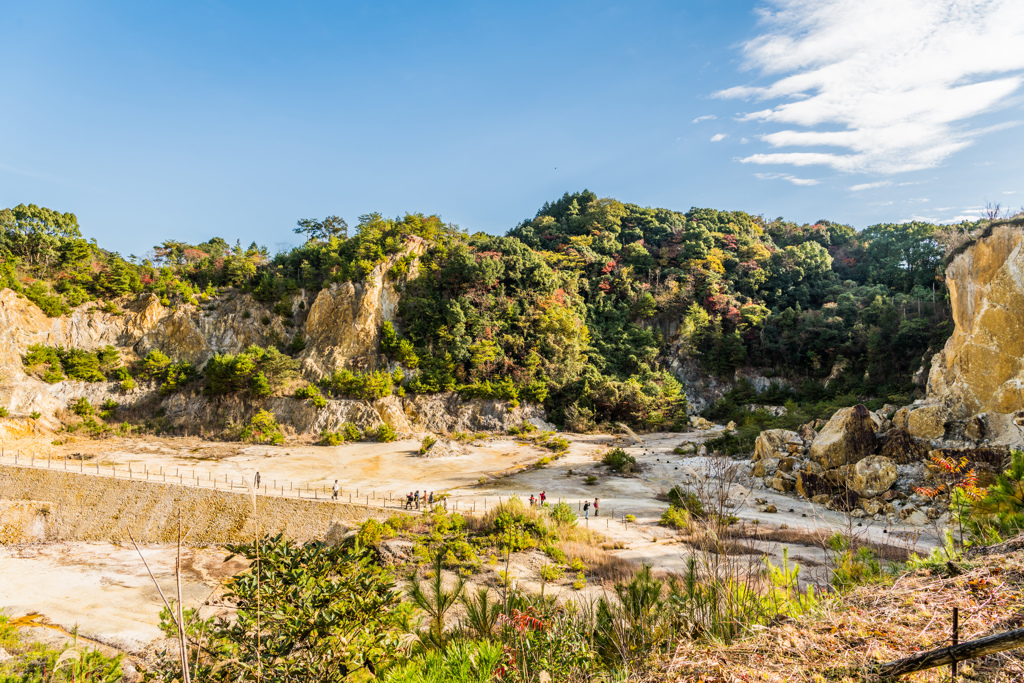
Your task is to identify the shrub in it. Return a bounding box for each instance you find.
[0,407,7,418]
[667,485,705,517]
[343,422,362,441]
[320,431,344,446]
[540,563,565,582]
[584,475,598,485]
[549,501,577,526]
[320,368,394,400]
[602,447,637,474]
[625,514,636,524]
[206,345,299,396]
[29,411,41,420]
[572,571,587,590]
[295,384,328,407]
[71,397,94,417]
[120,377,137,392]
[660,506,690,529]
[375,423,397,442]
[240,410,285,445]
[419,435,437,454]
[358,518,391,547]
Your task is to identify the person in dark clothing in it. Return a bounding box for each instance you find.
[583,500,590,519]
[406,492,413,509]
[414,490,420,509]
[254,472,261,487]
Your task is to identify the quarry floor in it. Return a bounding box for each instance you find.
[0,428,941,658]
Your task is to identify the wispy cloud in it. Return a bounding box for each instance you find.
[717,1,1024,174]
[692,115,717,123]
[754,172,821,186]
[710,133,728,142]
[850,180,892,191]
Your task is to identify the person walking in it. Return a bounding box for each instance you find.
[529,494,536,507]
[594,497,599,516]
[414,490,420,510]
[583,500,590,520]
[428,491,434,507]
[254,471,261,487]
[406,492,413,510]
[332,480,339,501]
[539,491,546,506]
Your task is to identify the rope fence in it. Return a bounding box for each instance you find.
[0,448,627,526]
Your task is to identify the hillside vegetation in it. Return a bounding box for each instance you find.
[1,195,968,430]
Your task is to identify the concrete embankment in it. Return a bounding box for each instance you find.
[0,465,390,544]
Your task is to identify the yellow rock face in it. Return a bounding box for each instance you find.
[928,227,1024,416]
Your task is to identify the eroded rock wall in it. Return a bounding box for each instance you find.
[928,225,1024,417]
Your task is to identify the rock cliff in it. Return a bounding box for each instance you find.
[902,224,1024,446]
[0,237,543,437]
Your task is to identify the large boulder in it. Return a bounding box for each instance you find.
[905,403,951,441]
[753,429,800,462]
[796,471,834,500]
[879,428,928,464]
[848,456,898,497]
[808,405,880,469]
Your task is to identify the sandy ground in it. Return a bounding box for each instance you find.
[0,427,942,655]
[0,542,244,653]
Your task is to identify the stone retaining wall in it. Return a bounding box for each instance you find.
[0,465,390,544]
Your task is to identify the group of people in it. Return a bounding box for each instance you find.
[528,492,600,519]
[405,490,434,510]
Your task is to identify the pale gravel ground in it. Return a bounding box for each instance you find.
[0,427,940,652]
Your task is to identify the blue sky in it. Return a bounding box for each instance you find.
[2,0,1023,256]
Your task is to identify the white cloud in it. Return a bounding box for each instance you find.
[849,180,892,191]
[710,133,728,142]
[692,115,717,123]
[754,172,821,186]
[717,0,1024,174]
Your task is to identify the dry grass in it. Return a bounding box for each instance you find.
[559,540,637,585]
[728,524,915,563]
[659,545,1024,682]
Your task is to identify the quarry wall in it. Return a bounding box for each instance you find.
[0,464,390,545]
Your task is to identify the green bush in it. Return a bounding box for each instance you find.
[320,368,394,400]
[29,411,41,420]
[602,448,637,474]
[660,506,690,529]
[295,383,327,407]
[320,430,344,446]
[667,485,705,517]
[71,397,94,417]
[0,407,7,418]
[419,435,437,454]
[548,501,577,526]
[205,345,299,396]
[375,423,397,442]
[240,410,285,445]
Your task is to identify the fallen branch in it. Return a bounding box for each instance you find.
[878,627,1024,677]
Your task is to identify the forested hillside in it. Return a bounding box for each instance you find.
[0,194,966,431]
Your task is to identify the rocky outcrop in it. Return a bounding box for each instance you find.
[808,405,882,469]
[925,225,1024,445]
[300,238,426,378]
[0,237,547,436]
